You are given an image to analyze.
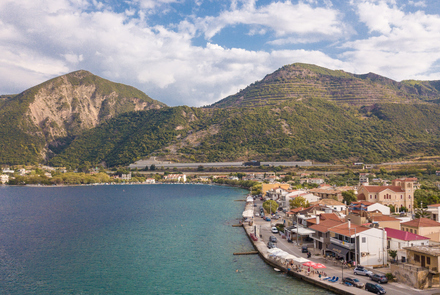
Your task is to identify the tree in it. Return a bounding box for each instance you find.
[289,196,309,209]
[197,165,204,171]
[150,164,156,171]
[342,190,357,205]
[263,200,278,214]
[388,250,398,263]
[415,208,431,219]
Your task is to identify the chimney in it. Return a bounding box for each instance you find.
[348,218,351,229]
[316,216,320,225]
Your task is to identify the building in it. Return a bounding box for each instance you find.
[310,198,346,212]
[349,201,391,215]
[2,168,14,174]
[309,216,344,254]
[261,183,290,196]
[394,245,440,289]
[163,174,186,182]
[357,178,419,213]
[401,218,440,236]
[359,173,369,185]
[145,178,156,184]
[309,187,343,202]
[0,174,9,184]
[328,221,387,266]
[121,173,132,181]
[385,227,430,261]
[369,215,401,230]
[426,204,440,222]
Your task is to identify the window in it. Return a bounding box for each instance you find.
[415,254,420,262]
[415,230,417,234]
[362,237,366,243]
[410,229,413,233]
[427,257,431,265]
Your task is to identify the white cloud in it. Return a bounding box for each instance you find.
[342,0,440,80]
[0,0,440,107]
[193,1,350,43]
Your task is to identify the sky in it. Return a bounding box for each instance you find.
[1,0,440,107]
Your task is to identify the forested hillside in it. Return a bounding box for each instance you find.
[0,70,165,164]
[4,63,440,167]
[49,98,440,167]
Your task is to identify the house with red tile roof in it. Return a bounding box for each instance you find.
[401,218,440,236]
[357,177,419,213]
[385,227,430,261]
[327,222,388,266]
[309,217,344,254]
[328,221,387,266]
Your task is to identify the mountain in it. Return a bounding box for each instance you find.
[5,63,440,168]
[210,63,440,108]
[0,70,166,164]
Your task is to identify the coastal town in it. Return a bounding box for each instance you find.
[4,163,440,294]
[241,175,440,295]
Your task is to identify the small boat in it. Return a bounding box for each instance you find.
[274,268,281,272]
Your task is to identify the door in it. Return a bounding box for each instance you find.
[421,255,426,268]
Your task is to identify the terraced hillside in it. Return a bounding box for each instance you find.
[210,63,440,108]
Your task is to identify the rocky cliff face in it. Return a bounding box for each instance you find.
[25,70,165,141]
[0,70,166,163]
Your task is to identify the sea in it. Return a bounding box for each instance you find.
[0,184,333,294]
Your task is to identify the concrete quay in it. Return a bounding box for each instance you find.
[241,201,440,295]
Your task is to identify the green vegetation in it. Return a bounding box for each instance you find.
[290,196,309,209]
[4,63,440,167]
[263,200,279,213]
[342,190,357,205]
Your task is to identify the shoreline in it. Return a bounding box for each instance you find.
[241,199,357,295]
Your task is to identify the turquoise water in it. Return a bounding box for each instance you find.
[0,184,333,294]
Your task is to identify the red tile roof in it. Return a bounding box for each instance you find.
[371,215,400,222]
[385,227,430,241]
[329,223,370,236]
[362,185,405,193]
[309,219,344,233]
[401,218,440,228]
[320,213,343,221]
[428,204,440,208]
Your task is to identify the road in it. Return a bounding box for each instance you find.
[251,198,440,295]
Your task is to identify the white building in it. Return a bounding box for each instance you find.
[145,178,156,184]
[328,222,387,266]
[0,174,9,184]
[2,168,14,174]
[385,227,430,261]
[163,174,187,183]
[426,204,440,222]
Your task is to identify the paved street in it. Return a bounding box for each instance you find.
[250,199,440,295]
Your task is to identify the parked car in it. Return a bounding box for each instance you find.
[271,227,278,233]
[265,217,271,221]
[301,246,308,253]
[354,266,373,276]
[370,274,388,284]
[250,233,258,241]
[269,235,277,243]
[365,282,386,294]
[342,277,365,288]
[267,241,276,249]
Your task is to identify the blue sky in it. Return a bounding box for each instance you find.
[1,0,440,106]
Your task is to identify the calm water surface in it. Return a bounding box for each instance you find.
[0,184,333,294]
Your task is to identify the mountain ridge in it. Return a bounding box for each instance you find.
[3,63,440,167]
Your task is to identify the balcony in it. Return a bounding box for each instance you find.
[330,237,355,249]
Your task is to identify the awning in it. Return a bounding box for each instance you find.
[291,228,315,235]
[246,196,254,203]
[328,243,350,257]
[242,210,254,218]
